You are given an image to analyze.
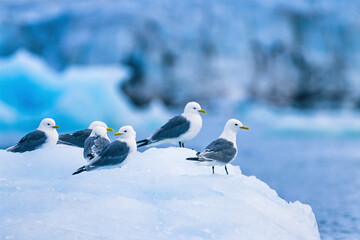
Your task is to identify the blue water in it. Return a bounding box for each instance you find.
[235,132,360,240]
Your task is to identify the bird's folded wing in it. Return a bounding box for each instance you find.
[200,138,237,163]
[8,130,47,152]
[151,115,190,141]
[58,129,92,147]
[91,141,130,167]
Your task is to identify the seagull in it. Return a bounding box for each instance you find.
[7,118,60,153]
[137,101,206,148]
[72,125,137,175]
[83,126,111,161]
[58,121,113,148]
[186,119,249,175]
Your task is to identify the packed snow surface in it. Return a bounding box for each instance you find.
[0,146,319,240]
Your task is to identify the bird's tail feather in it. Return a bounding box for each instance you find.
[137,139,149,148]
[186,157,213,163]
[72,166,86,175]
[57,140,74,146]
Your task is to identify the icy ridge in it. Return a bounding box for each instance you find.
[0,146,320,240]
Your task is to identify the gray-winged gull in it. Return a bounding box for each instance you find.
[83,126,111,161]
[137,101,206,148]
[186,119,249,174]
[73,125,137,175]
[58,121,113,148]
[7,118,60,153]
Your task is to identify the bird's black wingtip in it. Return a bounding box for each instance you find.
[136,139,147,144]
[72,166,86,175]
[87,153,95,160]
[137,139,149,148]
[186,157,200,161]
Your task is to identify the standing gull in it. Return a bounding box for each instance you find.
[186,119,249,175]
[7,118,60,153]
[73,125,137,175]
[83,126,111,161]
[58,121,113,148]
[137,101,206,148]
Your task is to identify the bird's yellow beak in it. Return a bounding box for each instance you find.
[240,126,249,130]
[198,109,207,113]
[114,132,122,136]
[107,127,114,132]
[53,125,60,129]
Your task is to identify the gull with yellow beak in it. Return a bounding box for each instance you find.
[137,101,206,148]
[73,126,137,175]
[58,121,113,148]
[7,118,60,153]
[186,119,249,175]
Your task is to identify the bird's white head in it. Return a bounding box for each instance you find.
[114,125,136,140]
[220,119,249,142]
[38,118,60,131]
[225,119,249,132]
[183,101,207,115]
[90,126,108,138]
[88,121,114,132]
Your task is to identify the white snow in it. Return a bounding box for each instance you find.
[0,146,320,240]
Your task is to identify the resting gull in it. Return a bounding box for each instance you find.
[83,126,111,161]
[58,121,113,148]
[186,119,249,174]
[137,101,206,148]
[73,125,137,175]
[7,118,60,153]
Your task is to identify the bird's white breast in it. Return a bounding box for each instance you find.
[179,114,202,142]
[42,129,59,148]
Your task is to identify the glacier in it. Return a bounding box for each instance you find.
[0,51,171,136]
[0,146,320,240]
[1,0,359,108]
[2,51,360,140]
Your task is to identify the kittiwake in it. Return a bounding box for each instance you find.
[72,125,137,175]
[186,119,249,174]
[7,118,60,153]
[83,126,111,161]
[58,121,113,148]
[137,101,206,148]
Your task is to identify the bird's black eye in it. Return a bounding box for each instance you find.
[193,107,196,109]
[235,123,238,126]
[124,130,127,133]
[47,123,50,125]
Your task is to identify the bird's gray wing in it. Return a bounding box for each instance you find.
[8,130,47,153]
[83,136,97,159]
[58,129,92,148]
[91,137,110,156]
[200,138,237,164]
[87,141,130,170]
[150,115,190,142]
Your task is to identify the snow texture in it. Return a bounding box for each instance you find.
[0,146,320,240]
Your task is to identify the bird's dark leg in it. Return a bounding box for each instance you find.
[182,142,185,148]
[179,141,182,147]
[225,165,229,175]
[212,166,215,174]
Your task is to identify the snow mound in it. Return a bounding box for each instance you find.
[0,147,320,240]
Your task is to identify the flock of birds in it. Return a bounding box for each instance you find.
[5,102,249,175]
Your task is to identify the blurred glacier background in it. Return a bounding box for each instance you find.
[0,0,359,239]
